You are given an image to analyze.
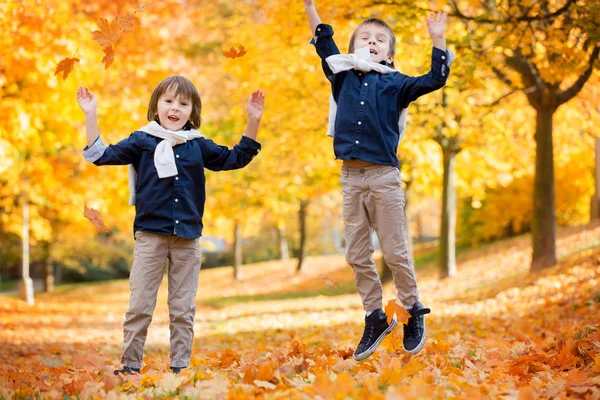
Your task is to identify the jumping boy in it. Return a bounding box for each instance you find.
[302,0,453,360]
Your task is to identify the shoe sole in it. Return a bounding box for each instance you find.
[353,318,398,361]
[403,325,426,355]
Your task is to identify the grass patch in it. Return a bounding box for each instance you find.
[0,279,17,291]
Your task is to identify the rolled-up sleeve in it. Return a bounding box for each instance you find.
[82,136,107,163]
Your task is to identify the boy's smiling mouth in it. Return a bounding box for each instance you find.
[168,116,179,121]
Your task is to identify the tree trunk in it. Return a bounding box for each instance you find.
[296,200,309,272]
[591,137,600,220]
[20,199,34,305]
[276,224,290,261]
[440,149,458,278]
[233,222,242,280]
[43,255,55,293]
[531,106,557,270]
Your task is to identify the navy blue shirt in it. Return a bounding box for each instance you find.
[311,23,451,167]
[83,131,261,239]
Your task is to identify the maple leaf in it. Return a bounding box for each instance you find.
[384,299,410,324]
[83,204,110,233]
[116,13,138,32]
[54,57,80,80]
[92,17,121,48]
[223,45,247,59]
[102,46,115,69]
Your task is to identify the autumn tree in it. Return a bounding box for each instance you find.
[446,0,600,270]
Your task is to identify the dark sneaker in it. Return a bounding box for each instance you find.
[353,309,398,361]
[113,366,140,375]
[171,366,185,374]
[403,301,431,355]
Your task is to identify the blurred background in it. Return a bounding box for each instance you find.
[1,0,599,294]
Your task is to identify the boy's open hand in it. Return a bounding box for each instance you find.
[77,86,97,115]
[427,11,447,39]
[247,90,265,121]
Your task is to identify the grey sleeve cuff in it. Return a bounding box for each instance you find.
[82,136,106,163]
[446,49,455,67]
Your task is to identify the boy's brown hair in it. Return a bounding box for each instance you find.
[147,76,202,129]
[348,18,396,68]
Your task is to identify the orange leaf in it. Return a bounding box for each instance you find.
[102,46,115,69]
[219,349,241,368]
[384,299,410,324]
[241,364,258,384]
[84,204,110,233]
[223,45,247,59]
[116,13,138,32]
[92,17,121,47]
[54,57,80,80]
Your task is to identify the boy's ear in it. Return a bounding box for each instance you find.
[387,54,395,65]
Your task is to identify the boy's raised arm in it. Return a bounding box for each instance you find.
[303,0,322,36]
[77,86,100,146]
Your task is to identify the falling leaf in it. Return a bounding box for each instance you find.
[102,46,115,69]
[223,45,247,59]
[92,17,121,47]
[115,13,138,32]
[54,57,80,80]
[83,204,110,233]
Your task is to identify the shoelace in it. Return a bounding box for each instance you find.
[359,324,375,345]
[403,308,431,339]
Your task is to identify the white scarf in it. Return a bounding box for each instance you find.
[324,46,407,140]
[128,121,204,205]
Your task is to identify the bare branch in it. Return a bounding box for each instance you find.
[447,0,575,25]
[557,46,600,105]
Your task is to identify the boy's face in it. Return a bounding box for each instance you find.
[156,87,193,131]
[353,23,394,64]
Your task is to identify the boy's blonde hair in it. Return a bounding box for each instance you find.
[147,76,202,129]
[348,18,396,68]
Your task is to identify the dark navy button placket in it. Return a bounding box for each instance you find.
[173,153,181,235]
[351,78,369,158]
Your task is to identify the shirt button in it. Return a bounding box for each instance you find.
[442,55,446,60]
[175,220,179,224]
[175,177,179,180]
[364,83,368,86]
[360,101,365,105]
[257,149,260,153]
[357,121,362,125]
[317,28,321,31]
[175,199,179,202]
[176,154,180,158]
[355,140,359,144]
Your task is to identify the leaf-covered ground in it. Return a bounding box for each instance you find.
[1,222,600,399]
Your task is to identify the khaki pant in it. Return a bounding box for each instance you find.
[121,231,202,369]
[341,165,419,311]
